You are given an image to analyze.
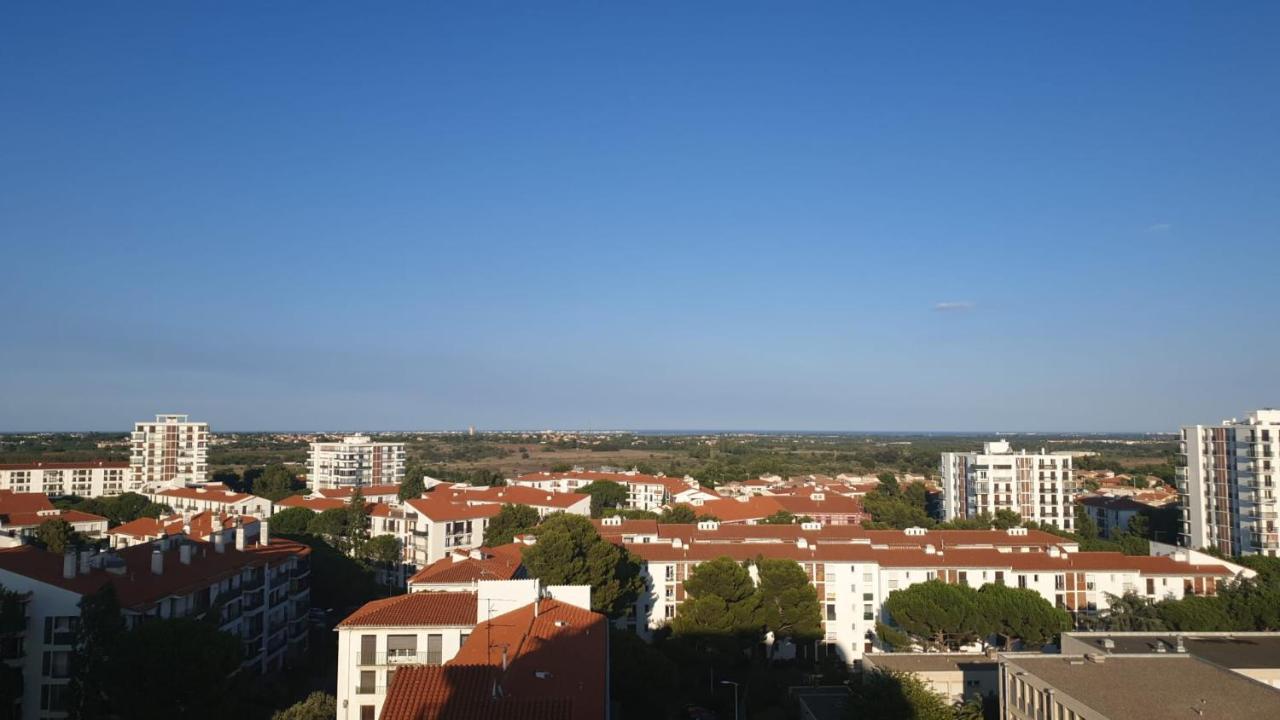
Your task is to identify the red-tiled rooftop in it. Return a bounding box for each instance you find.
[405,497,504,522]
[380,665,572,720]
[0,491,107,528]
[337,592,478,628]
[382,599,606,720]
[275,495,350,512]
[0,538,308,610]
[0,460,130,470]
[151,486,258,503]
[408,545,524,585]
[517,470,692,496]
[440,485,589,509]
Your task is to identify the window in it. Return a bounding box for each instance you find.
[360,634,377,665]
[387,634,417,662]
[664,606,675,619]
[665,566,675,581]
[1018,575,1028,589]
[41,683,68,712]
[863,604,874,621]
[460,633,470,646]
[862,593,873,602]
[826,604,836,621]
[42,651,71,679]
[357,670,376,693]
[426,634,443,665]
[360,706,375,720]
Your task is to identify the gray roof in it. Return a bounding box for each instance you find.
[866,653,998,673]
[1008,655,1280,720]
[1064,632,1280,669]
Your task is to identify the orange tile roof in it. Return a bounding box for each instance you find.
[109,512,259,540]
[690,496,785,522]
[0,491,107,529]
[408,545,525,585]
[405,496,504,522]
[313,484,403,499]
[441,485,589,510]
[0,538,308,610]
[771,493,865,517]
[0,460,129,470]
[517,470,691,496]
[337,592,478,628]
[380,665,572,720]
[275,495,349,512]
[591,518,660,539]
[152,486,259,504]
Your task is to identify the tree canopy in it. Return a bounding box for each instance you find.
[271,692,336,720]
[483,504,542,546]
[882,580,1068,651]
[673,556,761,639]
[756,557,822,649]
[847,670,954,720]
[269,506,317,535]
[36,519,77,554]
[521,513,642,618]
[658,505,700,524]
[579,481,628,517]
[253,464,304,502]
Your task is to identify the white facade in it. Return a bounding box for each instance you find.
[130,414,209,489]
[941,441,1074,531]
[307,435,406,491]
[0,462,130,498]
[1179,409,1280,556]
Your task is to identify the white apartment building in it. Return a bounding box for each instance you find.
[513,469,703,512]
[0,461,130,498]
[1179,409,1280,556]
[334,579,592,720]
[941,441,1075,531]
[0,531,311,719]
[401,497,500,567]
[623,523,1239,665]
[130,414,209,489]
[307,435,406,491]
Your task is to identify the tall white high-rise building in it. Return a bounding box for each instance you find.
[1178,409,1280,557]
[129,413,209,489]
[940,440,1075,531]
[307,435,406,491]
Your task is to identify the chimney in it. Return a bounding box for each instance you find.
[259,520,270,546]
[213,531,226,554]
[78,549,91,575]
[235,526,246,551]
[151,549,164,575]
[62,551,76,580]
[180,544,193,565]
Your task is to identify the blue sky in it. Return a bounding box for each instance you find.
[2,2,1277,432]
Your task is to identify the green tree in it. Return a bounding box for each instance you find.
[36,519,76,554]
[882,581,981,650]
[269,507,317,535]
[105,618,242,719]
[991,509,1022,530]
[521,513,642,618]
[756,557,821,655]
[579,481,628,517]
[271,692,337,720]
[397,472,426,502]
[976,583,1070,648]
[307,508,349,546]
[758,510,814,525]
[1074,505,1100,541]
[672,557,761,639]
[608,630,679,718]
[483,504,541,546]
[847,670,954,720]
[361,534,402,567]
[1098,592,1166,631]
[345,487,370,558]
[1156,595,1233,631]
[66,585,125,719]
[657,504,699,524]
[253,464,303,502]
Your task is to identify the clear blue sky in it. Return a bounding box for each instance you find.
[2,2,1277,432]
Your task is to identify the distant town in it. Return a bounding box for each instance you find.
[0,410,1276,719]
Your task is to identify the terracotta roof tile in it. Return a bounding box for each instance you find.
[408,545,524,586]
[379,665,572,720]
[337,592,478,628]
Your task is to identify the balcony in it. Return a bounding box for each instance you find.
[358,650,441,666]
[355,683,385,695]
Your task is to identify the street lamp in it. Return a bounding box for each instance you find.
[720,680,740,720]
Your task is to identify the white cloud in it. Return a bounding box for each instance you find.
[1144,223,1173,233]
[934,301,975,312]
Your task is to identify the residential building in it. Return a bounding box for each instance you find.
[1059,631,1280,689]
[1076,495,1150,539]
[863,653,998,704]
[107,512,262,549]
[336,579,598,720]
[0,492,108,548]
[0,461,130,498]
[941,441,1075,531]
[377,596,605,720]
[314,484,404,504]
[1178,409,1280,556]
[618,523,1238,665]
[436,484,591,518]
[0,529,310,719]
[513,469,702,511]
[143,484,272,518]
[997,653,1280,720]
[407,545,525,593]
[307,435,405,491]
[130,414,209,489]
[401,497,501,567]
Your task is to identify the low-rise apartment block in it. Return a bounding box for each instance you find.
[130,413,209,489]
[941,441,1075,531]
[0,492,108,549]
[514,469,709,511]
[307,435,406,491]
[0,461,130,498]
[1178,408,1280,556]
[143,484,273,518]
[0,528,310,719]
[616,522,1237,664]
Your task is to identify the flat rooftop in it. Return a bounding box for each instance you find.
[1007,655,1280,720]
[1064,632,1280,669]
[866,653,998,673]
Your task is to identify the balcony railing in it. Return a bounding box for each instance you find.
[358,650,442,666]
